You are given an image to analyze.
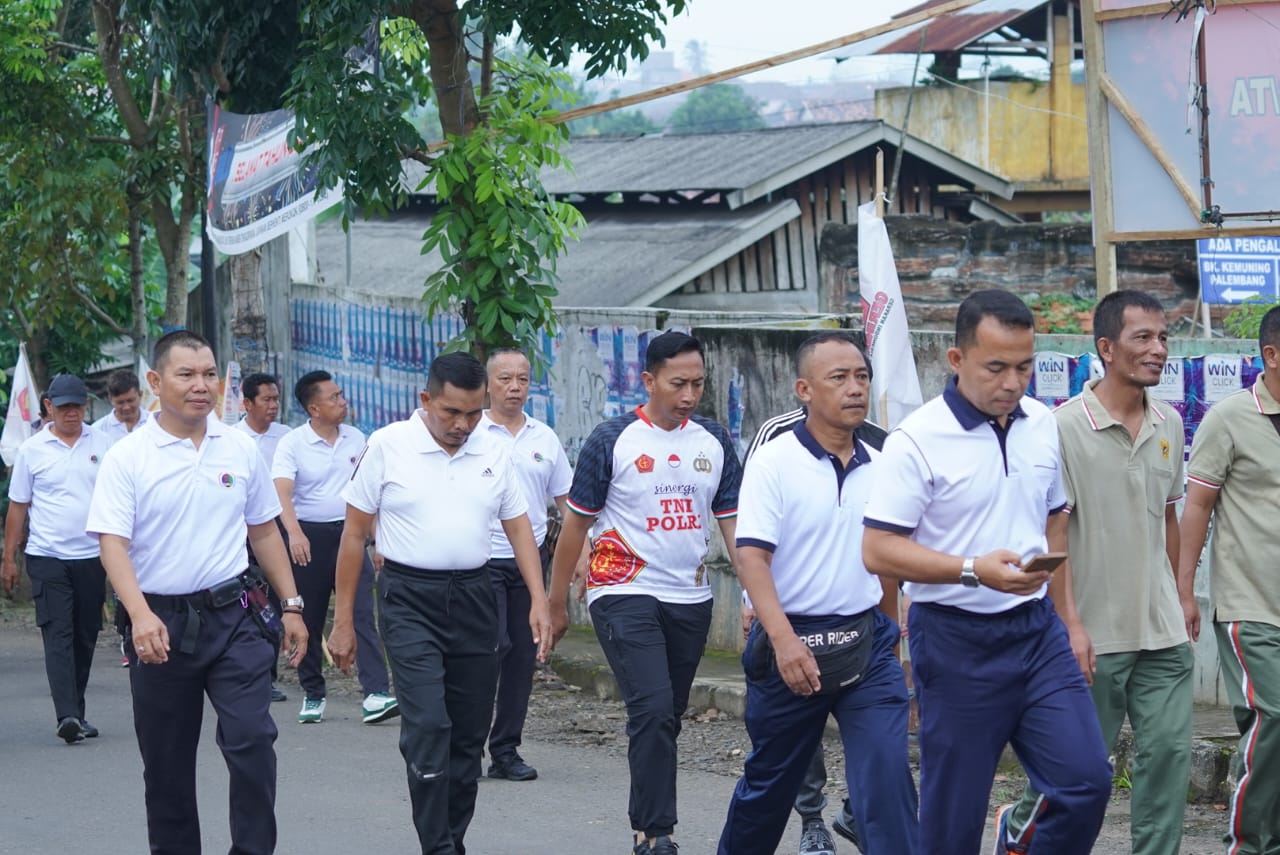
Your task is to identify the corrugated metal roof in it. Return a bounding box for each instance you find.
[313,200,800,308]
[404,119,1013,206]
[540,122,878,198]
[840,0,1049,56]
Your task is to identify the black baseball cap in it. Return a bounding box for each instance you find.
[45,374,88,406]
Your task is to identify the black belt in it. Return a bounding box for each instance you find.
[383,558,485,574]
[300,519,344,528]
[143,574,248,655]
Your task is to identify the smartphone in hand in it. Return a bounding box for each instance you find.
[1022,552,1067,573]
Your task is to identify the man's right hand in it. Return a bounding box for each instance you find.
[131,609,171,665]
[1181,593,1201,642]
[1,556,19,594]
[550,601,570,644]
[286,529,311,566]
[327,621,355,674]
[772,632,821,697]
[974,549,1053,596]
[740,603,755,639]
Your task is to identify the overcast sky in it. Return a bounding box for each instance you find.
[627,0,928,85]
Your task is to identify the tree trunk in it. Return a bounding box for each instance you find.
[229,250,269,374]
[401,0,480,137]
[161,221,191,329]
[128,204,147,365]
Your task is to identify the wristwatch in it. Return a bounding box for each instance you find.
[282,596,305,609]
[959,557,981,588]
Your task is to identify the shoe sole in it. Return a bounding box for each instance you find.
[487,767,538,782]
[57,720,84,744]
[831,819,863,854]
[362,704,400,724]
[298,716,322,723]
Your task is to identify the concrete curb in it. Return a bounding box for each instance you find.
[548,650,1240,804]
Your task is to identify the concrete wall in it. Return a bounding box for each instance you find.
[817,217,1219,330]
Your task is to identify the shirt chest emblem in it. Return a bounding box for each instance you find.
[635,454,655,473]
[1159,438,1170,460]
[531,451,545,463]
[219,473,236,488]
[693,453,713,474]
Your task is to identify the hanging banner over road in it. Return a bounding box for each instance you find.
[206,106,343,255]
[1196,235,1280,304]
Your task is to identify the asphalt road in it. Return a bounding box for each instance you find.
[0,623,792,855]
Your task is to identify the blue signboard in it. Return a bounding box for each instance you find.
[1197,236,1280,305]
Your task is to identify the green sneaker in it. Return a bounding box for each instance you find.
[298,697,326,724]
[361,693,399,724]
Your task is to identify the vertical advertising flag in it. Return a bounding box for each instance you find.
[220,360,244,425]
[857,201,923,428]
[1,344,38,466]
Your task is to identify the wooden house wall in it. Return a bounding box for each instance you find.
[679,156,955,298]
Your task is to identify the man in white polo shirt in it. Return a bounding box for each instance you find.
[998,290,1191,855]
[863,290,1111,855]
[236,372,292,702]
[328,351,551,855]
[86,329,307,854]
[742,398,890,855]
[273,370,395,725]
[478,348,573,782]
[93,368,149,446]
[236,373,290,466]
[718,332,917,854]
[1179,305,1280,855]
[548,330,743,855]
[4,374,114,743]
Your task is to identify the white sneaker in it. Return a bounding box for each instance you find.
[298,697,326,723]
[361,693,400,724]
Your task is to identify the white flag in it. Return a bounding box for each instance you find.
[858,201,922,429]
[2,345,39,466]
[137,356,161,413]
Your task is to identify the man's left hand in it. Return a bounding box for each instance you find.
[1065,619,1096,685]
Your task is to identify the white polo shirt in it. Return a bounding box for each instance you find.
[271,422,366,522]
[234,418,291,468]
[94,407,150,448]
[864,378,1067,614]
[480,412,573,558]
[86,415,281,594]
[8,424,114,559]
[736,423,883,617]
[343,411,528,570]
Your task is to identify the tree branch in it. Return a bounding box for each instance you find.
[10,304,35,341]
[72,286,130,335]
[91,0,150,148]
[88,135,131,146]
[53,41,96,55]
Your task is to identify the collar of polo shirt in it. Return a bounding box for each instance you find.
[1079,378,1165,432]
[42,423,92,443]
[943,376,1027,430]
[144,412,228,446]
[1251,373,1280,414]
[412,409,486,456]
[792,421,871,468]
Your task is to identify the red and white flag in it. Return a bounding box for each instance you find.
[2,344,39,466]
[858,201,922,429]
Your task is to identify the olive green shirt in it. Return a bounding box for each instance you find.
[1186,374,1280,628]
[1055,380,1187,654]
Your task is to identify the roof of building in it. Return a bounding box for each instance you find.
[403,120,1014,207]
[313,199,801,308]
[843,0,1060,58]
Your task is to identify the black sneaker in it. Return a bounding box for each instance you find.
[649,836,678,855]
[78,719,99,739]
[832,804,864,854]
[270,683,288,703]
[57,717,84,744]
[487,753,537,781]
[799,818,836,855]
